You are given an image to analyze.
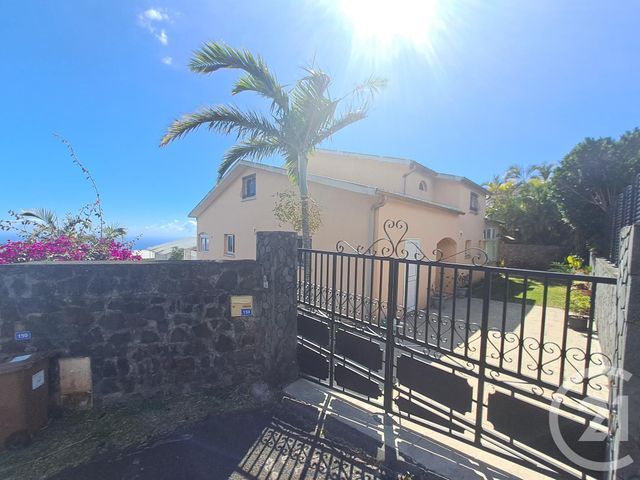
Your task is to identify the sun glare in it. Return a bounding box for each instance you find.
[338,0,440,54]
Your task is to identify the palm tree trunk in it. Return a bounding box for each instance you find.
[298,153,311,248]
[298,153,312,295]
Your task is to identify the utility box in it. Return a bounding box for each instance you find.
[0,353,50,450]
[58,357,92,410]
[230,295,254,317]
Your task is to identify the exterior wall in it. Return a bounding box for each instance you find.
[194,151,487,265]
[196,167,374,260]
[403,171,436,201]
[366,198,485,308]
[0,232,298,403]
[307,150,411,193]
[431,177,461,208]
[307,151,485,212]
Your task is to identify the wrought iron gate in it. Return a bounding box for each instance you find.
[296,220,617,479]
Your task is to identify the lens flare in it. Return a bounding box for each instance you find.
[338,0,441,55]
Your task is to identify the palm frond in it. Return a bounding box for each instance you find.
[104,224,127,239]
[160,105,279,146]
[20,208,58,229]
[283,152,300,185]
[341,76,388,104]
[313,109,368,144]
[190,42,289,111]
[290,69,332,115]
[218,138,282,180]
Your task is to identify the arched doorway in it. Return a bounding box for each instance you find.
[435,237,457,294]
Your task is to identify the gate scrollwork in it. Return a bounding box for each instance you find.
[335,218,489,265]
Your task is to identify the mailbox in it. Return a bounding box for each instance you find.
[230,295,254,317]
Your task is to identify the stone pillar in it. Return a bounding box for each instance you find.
[615,224,640,479]
[255,231,298,385]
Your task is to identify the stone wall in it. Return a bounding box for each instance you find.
[499,243,568,270]
[0,232,298,403]
[593,257,619,366]
[594,225,640,480]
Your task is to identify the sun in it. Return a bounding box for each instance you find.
[338,0,440,53]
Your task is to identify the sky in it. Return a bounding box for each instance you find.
[1,1,639,247]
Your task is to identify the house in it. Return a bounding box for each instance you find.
[135,237,197,260]
[190,149,487,265]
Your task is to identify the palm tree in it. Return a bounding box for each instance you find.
[483,174,505,195]
[504,164,539,184]
[531,162,554,181]
[160,42,386,250]
[19,208,127,241]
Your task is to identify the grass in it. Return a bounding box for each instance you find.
[472,274,584,310]
[0,385,262,480]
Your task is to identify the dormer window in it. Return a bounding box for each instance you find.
[242,174,256,199]
[418,180,428,192]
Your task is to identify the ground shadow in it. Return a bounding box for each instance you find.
[47,397,441,480]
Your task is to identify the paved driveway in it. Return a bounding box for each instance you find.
[48,398,442,480]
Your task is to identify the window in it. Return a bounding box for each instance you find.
[464,240,472,258]
[224,234,235,255]
[469,192,479,213]
[418,180,428,192]
[198,233,209,252]
[242,174,256,199]
[484,228,497,240]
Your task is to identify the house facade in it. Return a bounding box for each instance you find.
[190,150,487,267]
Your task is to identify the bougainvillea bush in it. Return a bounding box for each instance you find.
[0,136,141,264]
[0,236,141,264]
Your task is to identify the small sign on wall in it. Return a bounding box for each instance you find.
[231,295,254,317]
[32,370,45,390]
[15,331,32,342]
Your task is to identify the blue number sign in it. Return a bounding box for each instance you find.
[241,308,252,317]
[15,331,32,341]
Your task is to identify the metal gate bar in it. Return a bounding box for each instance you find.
[296,221,617,479]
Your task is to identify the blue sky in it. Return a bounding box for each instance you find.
[1,1,639,247]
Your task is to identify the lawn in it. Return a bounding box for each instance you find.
[472,274,575,310]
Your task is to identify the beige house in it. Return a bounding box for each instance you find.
[190,150,487,266]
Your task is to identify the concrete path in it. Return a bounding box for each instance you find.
[284,378,559,480]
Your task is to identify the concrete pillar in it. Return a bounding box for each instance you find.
[255,231,298,385]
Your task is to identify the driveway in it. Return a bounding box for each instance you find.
[47,397,442,480]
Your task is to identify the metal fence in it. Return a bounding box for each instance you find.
[296,220,617,478]
[609,172,640,264]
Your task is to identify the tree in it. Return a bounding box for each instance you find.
[159,42,385,250]
[273,190,322,234]
[169,247,185,260]
[17,208,127,241]
[504,164,538,184]
[532,163,554,181]
[485,166,574,247]
[0,138,138,263]
[552,128,640,253]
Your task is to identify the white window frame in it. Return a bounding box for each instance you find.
[484,228,497,240]
[224,234,236,256]
[241,174,256,199]
[198,233,209,252]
